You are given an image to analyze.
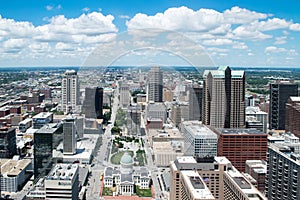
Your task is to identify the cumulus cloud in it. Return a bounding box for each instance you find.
[82,7,90,12]
[119,15,130,19]
[223,6,269,24]
[265,46,287,53]
[290,23,300,31]
[274,36,287,44]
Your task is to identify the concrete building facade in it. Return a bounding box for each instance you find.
[61,70,80,114]
[147,66,163,102]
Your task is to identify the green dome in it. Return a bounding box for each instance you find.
[120,152,133,165]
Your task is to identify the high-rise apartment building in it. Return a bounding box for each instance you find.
[0,127,16,158]
[82,87,103,119]
[170,156,266,200]
[63,114,77,155]
[189,85,203,121]
[265,143,300,200]
[202,66,245,128]
[269,80,298,130]
[44,164,79,200]
[61,70,80,114]
[285,96,300,138]
[147,66,163,102]
[181,121,217,157]
[215,128,268,172]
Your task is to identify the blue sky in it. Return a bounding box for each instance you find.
[1,0,300,67]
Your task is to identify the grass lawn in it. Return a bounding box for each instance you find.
[136,186,152,197]
[110,150,134,165]
[136,152,145,166]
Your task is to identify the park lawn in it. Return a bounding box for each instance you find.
[136,186,152,197]
[110,150,134,165]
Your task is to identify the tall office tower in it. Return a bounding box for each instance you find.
[265,143,300,200]
[215,128,268,172]
[170,156,266,200]
[0,127,16,158]
[119,82,131,108]
[189,85,203,121]
[181,121,217,157]
[147,66,163,102]
[269,80,298,130]
[127,104,141,135]
[202,66,245,128]
[34,124,63,180]
[82,87,103,119]
[61,70,80,114]
[63,114,77,155]
[44,164,79,200]
[286,97,300,138]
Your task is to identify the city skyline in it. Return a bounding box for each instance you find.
[0,1,300,67]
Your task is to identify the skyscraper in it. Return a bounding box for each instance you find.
[147,66,163,102]
[189,85,203,121]
[34,124,62,180]
[63,114,77,155]
[61,70,80,114]
[269,80,298,130]
[202,66,245,128]
[82,87,103,119]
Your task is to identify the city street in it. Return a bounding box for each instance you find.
[86,84,119,199]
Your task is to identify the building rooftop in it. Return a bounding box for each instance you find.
[46,164,78,180]
[289,96,300,102]
[33,112,53,119]
[246,106,267,115]
[182,121,217,139]
[216,128,264,135]
[226,168,267,199]
[0,159,31,176]
[181,171,215,200]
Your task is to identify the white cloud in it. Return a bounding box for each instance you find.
[274,36,287,44]
[119,15,130,19]
[223,6,269,24]
[232,42,248,49]
[127,6,225,32]
[265,46,287,53]
[233,26,272,40]
[255,18,291,31]
[82,7,90,12]
[46,5,53,11]
[202,38,233,46]
[290,23,300,31]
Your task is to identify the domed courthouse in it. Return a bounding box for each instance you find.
[104,152,151,196]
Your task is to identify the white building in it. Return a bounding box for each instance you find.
[181,121,217,157]
[0,159,32,193]
[45,164,79,200]
[246,106,268,133]
[104,152,151,196]
[61,70,80,114]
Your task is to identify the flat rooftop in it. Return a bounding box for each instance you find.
[46,164,78,180]
[0,159,31,176]
[181,171,215,200]
[217,128,264,135]
[182,121,217,138]
[33,112,53,119]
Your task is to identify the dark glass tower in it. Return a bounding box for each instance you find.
[82,87,103,119]
[33,124,62,181]
[269,81,298,130]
